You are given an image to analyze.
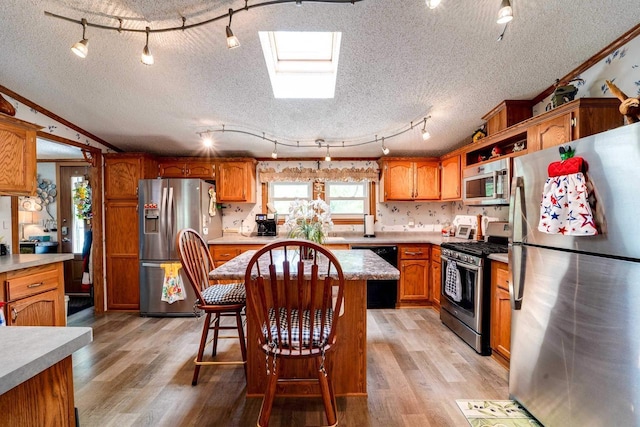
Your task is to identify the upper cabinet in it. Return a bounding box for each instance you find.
[0,116,41,196]
[104,154,157,200]
[527,98,623,151]
[379,158,439,202]
[440,155,461,200]
[216,159,257,203]
[158,158,215,179]
[482,100,532,136]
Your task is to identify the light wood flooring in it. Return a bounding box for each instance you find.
[68,308,508,426]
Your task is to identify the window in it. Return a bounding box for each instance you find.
[269,182,313,214]
[259,31,342,99]
[325,182,369,218]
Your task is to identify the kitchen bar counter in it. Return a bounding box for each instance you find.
[0,253,74,274]
[210,249,399,397]
[209,231,469,246]
[0,326,92,426]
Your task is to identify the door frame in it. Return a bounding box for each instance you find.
[37,133,105,314]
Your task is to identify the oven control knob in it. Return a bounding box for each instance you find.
[462,255,468,262]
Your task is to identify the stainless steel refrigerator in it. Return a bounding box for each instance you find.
[509,122,640,426]
[139,178,222,316]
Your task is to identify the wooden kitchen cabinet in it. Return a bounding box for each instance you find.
[105,200,140,310]
[2,262,65,326]
[210,244,263,268]
[429,245,441,309]
[379,158,439,202]
[527,98,623,152]
[158,158,215,179]
[216,159,257,203]
[482,100,532,136]
[440,155,461,200]
[397,244,430,307]
[0,116,40,196]
[104,153,157,200]
[490,260,511,367]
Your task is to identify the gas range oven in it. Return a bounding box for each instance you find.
[439,222,509,355]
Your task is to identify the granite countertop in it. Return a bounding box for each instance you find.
[210,248,400,281]
[488,253,509,264]
[209,231,469,246]
[0,254,74,274]
[0,326,93,395]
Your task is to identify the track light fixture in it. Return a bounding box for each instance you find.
[141,27,154,65]
[497,0,513,24]
[226,9,240,49]
[380,136,390,155]
[426,0,442,9]
[46,1,363,65]
[194,110,433,157]
[421,116,432,141]
[324,144,331,162]
[198,131,214,147]
[71,18,89,58]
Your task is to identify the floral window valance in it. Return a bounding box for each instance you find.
[258,167,378,183]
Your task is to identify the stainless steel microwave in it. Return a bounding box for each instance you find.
[462,158,510,205]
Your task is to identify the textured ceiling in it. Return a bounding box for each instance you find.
[2,0,639,159]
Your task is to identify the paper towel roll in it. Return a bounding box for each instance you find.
[364,214,375,236]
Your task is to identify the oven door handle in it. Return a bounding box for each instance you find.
[441,254,480,272]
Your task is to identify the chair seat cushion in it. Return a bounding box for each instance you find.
[264,307,333,349]
[201,283,246,305]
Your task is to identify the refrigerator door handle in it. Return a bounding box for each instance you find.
[142,262,164,268]
[509,176,526,244]
[160,186,168,243]
[168,186,175,251]
[508,244,524,310]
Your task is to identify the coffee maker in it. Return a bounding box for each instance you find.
[255,213,277,236]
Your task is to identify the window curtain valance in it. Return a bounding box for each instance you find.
[258,167,378,183]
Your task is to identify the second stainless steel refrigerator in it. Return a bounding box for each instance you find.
[139,178,222,316]
[509,122,640,426]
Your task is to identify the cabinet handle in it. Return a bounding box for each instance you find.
[11,307,18,322]
[404,251,423,256]
[221,253,230,257]
[27,281,45,288]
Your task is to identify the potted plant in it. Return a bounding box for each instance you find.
[284,198,333,258]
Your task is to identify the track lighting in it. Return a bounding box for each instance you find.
[380,136,390,155]
[497,0,513,24]
[324,145,331,162]
[226,9,240,49]
[47,1,363,63]
[271,142,278,159]
[71,18,89,58]
[421,116,432,141]
[200,131,213,147]
[426,0,441,9]
[141,27,154,65]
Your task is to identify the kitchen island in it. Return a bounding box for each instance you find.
[0,326,92,426]
[209,248,399,397]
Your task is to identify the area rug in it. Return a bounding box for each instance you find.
[68,296,93,315]
[456,400,543,427]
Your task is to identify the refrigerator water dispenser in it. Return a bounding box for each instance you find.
[143,203,159,233]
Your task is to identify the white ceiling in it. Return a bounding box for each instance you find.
[2,0,639,159]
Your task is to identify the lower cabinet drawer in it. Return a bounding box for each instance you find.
[399,245,430,260]
[6,267,59,301]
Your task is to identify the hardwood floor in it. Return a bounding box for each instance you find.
[68,308,508,426]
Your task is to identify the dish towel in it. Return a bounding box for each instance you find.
[160,263,186,304]
[208,187,217,216]
[538,156,597,236]
[445,260,462,302]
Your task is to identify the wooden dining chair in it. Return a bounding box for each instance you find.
[244,239,345,427]
[176,228,247,385]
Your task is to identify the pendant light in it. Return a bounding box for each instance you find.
[141,27,154,65]
[497,0,513,24]
[324,145,331,162]
[271,142,278,159]
[226,9,240,49]
[71,18,89,58]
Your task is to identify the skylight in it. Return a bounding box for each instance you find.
[259,31,342,99]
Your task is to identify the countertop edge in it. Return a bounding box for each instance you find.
[208,232,470,246]
[488,253,509,264]
[0,254,75,273]
[0,326,93,395]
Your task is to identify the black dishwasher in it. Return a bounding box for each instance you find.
[352,245,398,309]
